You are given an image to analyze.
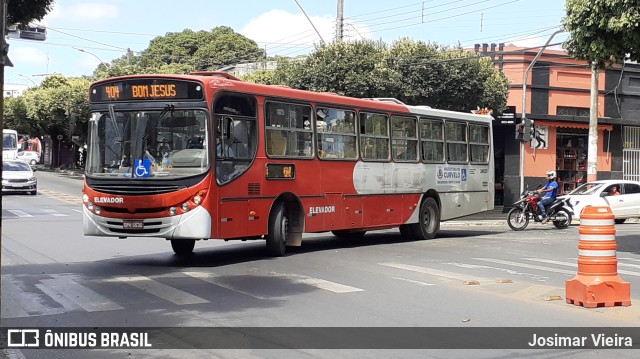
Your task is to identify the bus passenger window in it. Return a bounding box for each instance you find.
[316,107,357,160]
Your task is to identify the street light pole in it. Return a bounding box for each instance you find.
[17,73,38,87]
[73,47,109,67]
[519,29,564,194]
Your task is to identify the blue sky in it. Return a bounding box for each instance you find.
[6,0,568,87]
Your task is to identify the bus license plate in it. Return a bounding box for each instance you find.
[123,220,144,229]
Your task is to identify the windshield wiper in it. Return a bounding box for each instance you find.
[108,104,122,141]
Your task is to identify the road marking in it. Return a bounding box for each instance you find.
[6,210,32,218]
[381,262,479,282]
[473,258,576,275]
[183,271,267,300]
[113,275,209,305]
[35,283,82,312]
[524,257,640,277]
[392,277,435,286]
[281,274,364,293]
[39,276,123,312]
[41,209,69,217]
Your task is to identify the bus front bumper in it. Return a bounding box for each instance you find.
[83,206,211,239]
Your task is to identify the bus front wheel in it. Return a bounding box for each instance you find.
[266,202,288,257]
[410,197,440,240]
[171,239,195,256]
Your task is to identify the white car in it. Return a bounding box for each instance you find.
[561,180,640,223]
[16,151,40,165]
[2,159,37,195]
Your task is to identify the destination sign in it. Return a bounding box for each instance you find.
[90,79,204,102]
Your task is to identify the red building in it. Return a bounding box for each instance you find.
[478,44,640,207]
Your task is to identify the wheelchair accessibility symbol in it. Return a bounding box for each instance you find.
[134,159,152,178]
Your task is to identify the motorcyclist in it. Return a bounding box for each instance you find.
[536,170,559,224]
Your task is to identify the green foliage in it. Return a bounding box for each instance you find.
[7,0,53,25]
[93,26,266,79]
[4,75,91,140]
[273,40,400,98]
[261,39,508,112]
[242,70,281,85]
[563,0,640,69]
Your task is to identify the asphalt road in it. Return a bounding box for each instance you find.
[2,171,640,358]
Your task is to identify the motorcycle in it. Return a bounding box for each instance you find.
[507,188,573,231]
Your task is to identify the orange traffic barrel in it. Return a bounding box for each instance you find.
[566,206,631,307]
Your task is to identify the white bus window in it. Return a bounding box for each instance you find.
[420,119,444,163]
[470,124,490,164]
[445,122,468,163]
[360,113,389,161]
[391,115,418,162]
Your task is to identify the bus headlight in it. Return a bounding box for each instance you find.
[87,202,94,211]
[94,206,101,215]
[193,195,202,205]
[83,194,89,203]
[169,207,177,216]
[182,202,190,212]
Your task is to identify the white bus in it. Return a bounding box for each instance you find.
[3,129,19,160]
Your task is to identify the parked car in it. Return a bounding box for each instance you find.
[560,180,640,223]
[2,159,37,195]
[16,151,40,165]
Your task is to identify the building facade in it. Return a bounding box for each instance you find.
[478,44,640,207]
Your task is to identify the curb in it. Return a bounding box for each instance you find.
[442,220,505,226]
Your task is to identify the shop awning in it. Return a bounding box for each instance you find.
[534,121,613,131]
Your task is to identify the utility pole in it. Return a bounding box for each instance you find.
[587,64,598,182]
[0,0,10,133]
[336,0,344,42]
[519,29,564,193]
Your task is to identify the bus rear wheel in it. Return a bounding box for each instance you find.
[171,239,195,256]
[408,197,440,240]
[266,202,288,256]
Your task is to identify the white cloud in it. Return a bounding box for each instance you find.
[47,3,119,22]
[9,47,49,66]
[240,9,372,57]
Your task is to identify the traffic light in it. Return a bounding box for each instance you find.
[523,118,534,142]
[515,121,524,141]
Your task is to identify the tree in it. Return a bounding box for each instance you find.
[264,39,508,112]
[563,0,640,181]
[563,0,640,68]
[388,39,508,111]
[11,75,90,140]
[7,0,54,25]
[94,26,266,79]
[273,40,400,99]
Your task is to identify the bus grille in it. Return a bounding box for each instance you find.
[90,184,185,195]
[248,183,260,195]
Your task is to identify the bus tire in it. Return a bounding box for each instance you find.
[331,230,366,239]
[410,197,440,240]
[171,239,195,256]
[266,202,288,257]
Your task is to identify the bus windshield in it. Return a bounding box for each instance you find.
[86,108,209,179]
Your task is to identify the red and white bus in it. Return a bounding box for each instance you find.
[83,72,494,256]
